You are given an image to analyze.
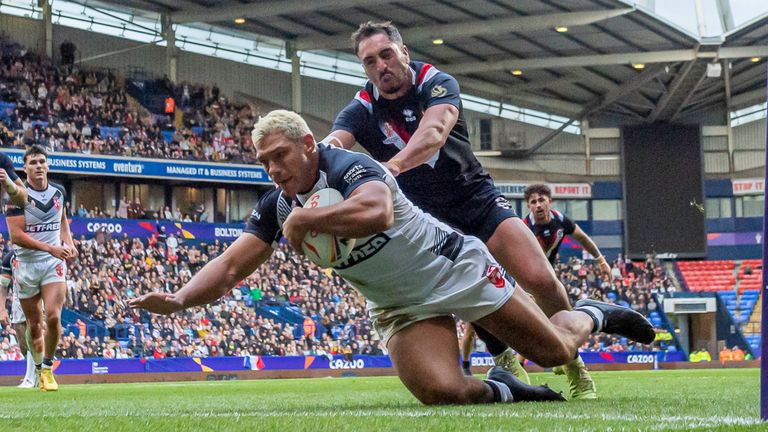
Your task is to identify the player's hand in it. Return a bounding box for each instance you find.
[48,245,71,260]
[128,292,184,315]
[282,208,310,253]
[63,243,78,260]
[596,256,612,280]
[0,169,7,185]
[0,309,9,326]
[384,159,402,177]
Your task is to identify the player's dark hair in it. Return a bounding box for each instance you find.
[351,21,404,55]
[524,184,551,201]
[23,144,48,163]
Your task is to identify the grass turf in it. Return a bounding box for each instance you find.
[0,368,762,431]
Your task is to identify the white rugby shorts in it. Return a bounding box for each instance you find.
[368,253,515,346]
[14,256,67,299]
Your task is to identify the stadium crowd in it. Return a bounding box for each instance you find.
[0,232,385,360]
[0,221,672,360]
[558,254,674,352]
[0,37,258,164]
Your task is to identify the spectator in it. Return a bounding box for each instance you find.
[117,196,130,219]
[129,197,144,219]
[76,203,89,218]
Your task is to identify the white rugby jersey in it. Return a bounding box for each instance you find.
[7,182,66,262]
[245,144,497,309]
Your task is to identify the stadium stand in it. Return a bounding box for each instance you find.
[678,259,763,352]
[1,227,676,359]
[0,36,258,163]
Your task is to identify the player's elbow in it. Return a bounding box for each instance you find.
[367,205,394,233]
[423,125,447,150]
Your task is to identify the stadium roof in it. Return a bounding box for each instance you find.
[45,1,768,125]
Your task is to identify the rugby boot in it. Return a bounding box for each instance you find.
[486,366,565,402]
[39,367,58,392]
[17,375,37,389]
[493,348,531,385]
[562,355,597,400]
[575,299,656,344]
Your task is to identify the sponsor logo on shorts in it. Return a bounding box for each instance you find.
[486,265,505,288]
[55,264,63,277]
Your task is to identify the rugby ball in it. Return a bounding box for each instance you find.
[301,188,356,268]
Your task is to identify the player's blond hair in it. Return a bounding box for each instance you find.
[251,110,312,147]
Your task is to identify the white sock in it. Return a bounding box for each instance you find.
[575,306,604,333]
[485,379,513,403]
[24,351,35,381]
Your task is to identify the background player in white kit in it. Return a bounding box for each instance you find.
[131,110,655,405]
[6,145,77,392]
[0,250,39,388]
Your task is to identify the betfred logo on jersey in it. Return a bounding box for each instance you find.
[26,222,61,232]
[486,265,505,288]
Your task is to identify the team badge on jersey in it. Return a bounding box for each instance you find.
[55,263,63,277]
[53,197,60,210]
[431,85,447,98]
[486,265,506,288]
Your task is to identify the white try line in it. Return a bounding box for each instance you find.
[0,409,761,428]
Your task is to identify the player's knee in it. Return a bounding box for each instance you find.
[45,314,61,329]
[29,321,44,339]
[518,267,558,292]
[415,379,472,405]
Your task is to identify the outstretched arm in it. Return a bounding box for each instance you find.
[571,225,611,279]
[128,233,273,315]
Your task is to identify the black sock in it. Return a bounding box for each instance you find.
[472,323,508,357]
[462,360,470,370]
[42,358,53,367]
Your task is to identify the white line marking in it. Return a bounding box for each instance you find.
[0,410,760,427]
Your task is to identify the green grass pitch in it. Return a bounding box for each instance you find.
[0,369,762,431]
